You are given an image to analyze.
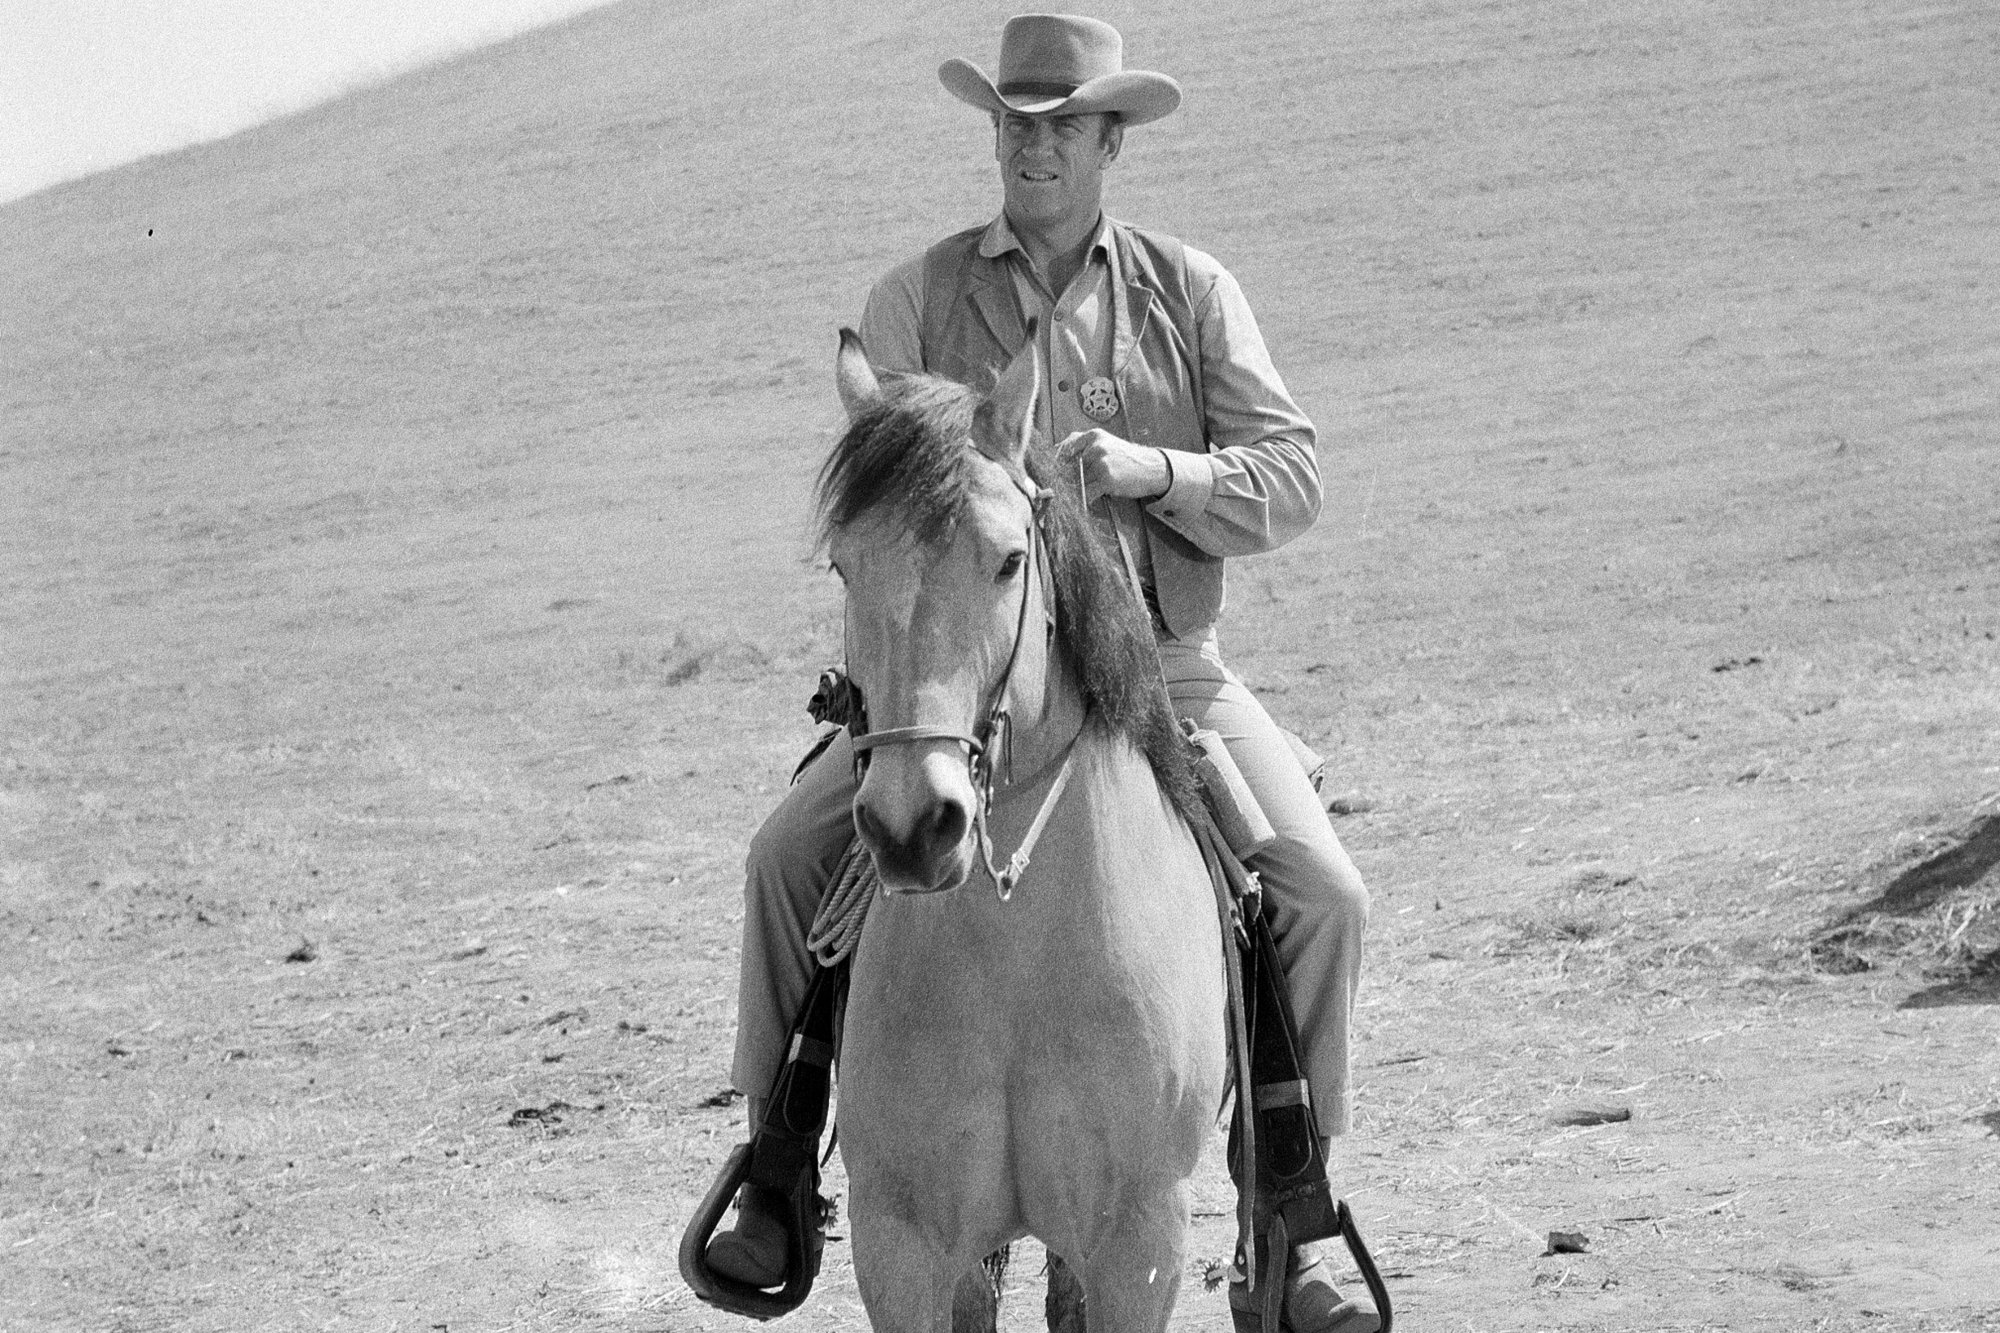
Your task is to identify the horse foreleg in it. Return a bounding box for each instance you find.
[853,1216,1004,1333]
[949,1246,1010,1333]
[850,1218,954,1333]
[1074,1257,1180,1333]
[1059,1192,1188,1333]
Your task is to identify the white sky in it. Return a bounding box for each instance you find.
[0,0,616,205]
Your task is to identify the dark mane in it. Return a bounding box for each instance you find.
[816,372,1200,823]
[1023,442,1203,825]
[815,374,980,550]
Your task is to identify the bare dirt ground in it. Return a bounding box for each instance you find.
[3,0,1996,1330]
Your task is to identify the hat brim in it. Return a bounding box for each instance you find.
[938,59,1181,127]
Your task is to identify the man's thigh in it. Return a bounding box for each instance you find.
[1160,645,1325,839]
[1158,641,1364,901]
[750,727,861,883]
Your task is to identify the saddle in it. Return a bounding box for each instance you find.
[679,672,1393,1330]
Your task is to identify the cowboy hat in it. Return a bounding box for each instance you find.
[938,14,1181,127]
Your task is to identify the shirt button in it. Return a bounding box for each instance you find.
[1053,310,1066,321]
[1058,379,1072,392]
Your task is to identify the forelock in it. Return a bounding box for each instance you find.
[815,374,982,549]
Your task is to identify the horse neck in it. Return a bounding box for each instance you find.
[997,629,1088,793]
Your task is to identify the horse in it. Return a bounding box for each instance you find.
[820,326,1229,1333]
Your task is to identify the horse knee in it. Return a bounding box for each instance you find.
[850,1217,960,1333]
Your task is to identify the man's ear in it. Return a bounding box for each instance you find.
[973,318,1039,467]
[834,328,881,418]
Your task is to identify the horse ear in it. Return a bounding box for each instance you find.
[974,318,1039,466]
[835,328,881,418]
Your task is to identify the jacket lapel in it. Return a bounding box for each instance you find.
[968,260,1026,370]
[1115,283,1155,376]
[1110,223,1158,376]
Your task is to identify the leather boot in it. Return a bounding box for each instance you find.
[1228,1131,1381,1333]
[705,1182,791,1287]
[704,1098,790,1288]
[1227,1243,1380,1333]
[1277,1241,1380,1333]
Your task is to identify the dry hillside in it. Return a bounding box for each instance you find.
[2,0,1996,1330]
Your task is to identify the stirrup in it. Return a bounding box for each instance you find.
[679,963,845,1320]
[678,1142,830,1320]
[1228,1225,1384,1333]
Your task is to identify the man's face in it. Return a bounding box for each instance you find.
[994,111,1121,231]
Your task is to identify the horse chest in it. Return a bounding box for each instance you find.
[841,794,1226,1108]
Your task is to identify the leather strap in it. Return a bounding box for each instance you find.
[850,726,982,755]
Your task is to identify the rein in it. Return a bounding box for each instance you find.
[845,455,1077,901]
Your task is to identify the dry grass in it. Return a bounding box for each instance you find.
[5,0,2000,1330]
[1810,799,2000,987]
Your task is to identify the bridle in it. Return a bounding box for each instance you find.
[845,454,1081,901]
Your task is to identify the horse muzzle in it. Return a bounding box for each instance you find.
[852,762,977,895]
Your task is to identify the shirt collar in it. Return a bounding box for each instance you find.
[979,211,1115,266]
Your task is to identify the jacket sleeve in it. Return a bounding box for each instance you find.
[1142,251,1321,558]
[856,254,928,377]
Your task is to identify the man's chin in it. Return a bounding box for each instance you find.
[1004,187,1071,218]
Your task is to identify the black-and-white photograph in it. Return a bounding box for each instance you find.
[4,3,1995,1330]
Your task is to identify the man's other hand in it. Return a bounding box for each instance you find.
[1061,429,1170,503]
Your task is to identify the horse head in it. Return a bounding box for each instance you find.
[820,327,1060,895]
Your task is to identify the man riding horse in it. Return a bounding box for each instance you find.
[710,15,1375,1332]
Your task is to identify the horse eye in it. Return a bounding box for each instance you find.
[996,551,1026,582]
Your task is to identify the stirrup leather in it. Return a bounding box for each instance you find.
[1186,790,1392,1333]
[1230,906,1393,1333]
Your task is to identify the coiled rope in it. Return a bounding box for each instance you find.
[806,839,878,967]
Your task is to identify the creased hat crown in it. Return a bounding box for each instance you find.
[997,14,1122,97]
[938,13,1181,126]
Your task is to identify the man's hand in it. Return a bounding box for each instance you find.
[1060,429,1171,504]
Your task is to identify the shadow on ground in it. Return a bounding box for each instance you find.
[1865,813,2000,917]
[1900,952,2000,1010]
[1811,810,2000,1006]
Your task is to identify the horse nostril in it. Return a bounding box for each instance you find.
[853,800,890,850]
[928,799,970,854]
[854,793,972,889]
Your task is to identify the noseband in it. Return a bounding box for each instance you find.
[845,457,1080,900]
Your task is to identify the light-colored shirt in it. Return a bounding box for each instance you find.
[859,213,1320,566]
[861,212,1318,643]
